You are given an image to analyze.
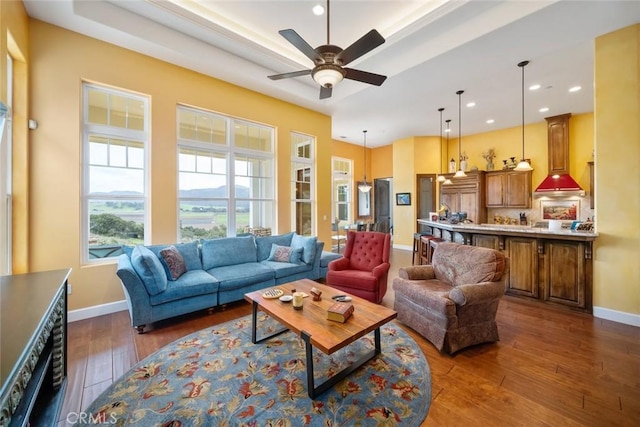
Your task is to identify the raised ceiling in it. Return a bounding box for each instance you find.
[23,0,640,147]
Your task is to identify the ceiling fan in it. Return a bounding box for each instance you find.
[268,0,387,99]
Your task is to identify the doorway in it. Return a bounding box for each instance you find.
[374,178,392,232]
[416,174,436,233]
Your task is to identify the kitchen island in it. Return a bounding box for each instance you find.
[418,219,597,313]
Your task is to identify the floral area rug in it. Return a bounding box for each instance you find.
[81,314,431,426]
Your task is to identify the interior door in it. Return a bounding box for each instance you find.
[417,175,435,233]
[374,178,391,225]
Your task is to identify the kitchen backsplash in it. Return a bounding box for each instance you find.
[487,196,594,225]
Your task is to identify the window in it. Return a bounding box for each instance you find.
[332,157,352,224]
[82,83,149,262]
[177,106,274,241]
[291,132,315,236]
[0,54,12,274]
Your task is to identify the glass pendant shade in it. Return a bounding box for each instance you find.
[454,90,466,178]
[515,60,533,172]
[443,178,453,185]
[358,130,372,192]
[436,107,446,183]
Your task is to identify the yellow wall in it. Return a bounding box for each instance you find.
[28,20,331,311]
[593,24,640,316]
[371,144,393,178]
[0,1,30,272]
[392,137,417,246]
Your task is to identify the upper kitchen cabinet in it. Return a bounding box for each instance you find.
[440,171,486,224]
[485,170,532,208]
[546,113,572,175]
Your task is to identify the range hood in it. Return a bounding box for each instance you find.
[534,113,585,198]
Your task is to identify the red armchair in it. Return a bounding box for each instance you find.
[326,231,391,303]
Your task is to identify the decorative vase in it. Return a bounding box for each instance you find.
[448,158,456,173]
[487,162,494,171]
[460,160,467,172]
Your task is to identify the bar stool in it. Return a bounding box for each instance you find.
[427,238,445,264]
[419,235,438,265]
[412,233,422,265]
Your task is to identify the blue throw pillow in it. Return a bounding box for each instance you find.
[267,243,303,263]
[291,234,317,265]
[130,245,168,296]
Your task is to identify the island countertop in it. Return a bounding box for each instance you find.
[417,219,598,242]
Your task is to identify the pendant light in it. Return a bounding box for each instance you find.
[437,107,446,183]
[358,130,372,192]
[443,119,453,185]
[453,90,467,178]
[514,60,534,172]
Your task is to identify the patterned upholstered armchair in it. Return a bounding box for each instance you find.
[326,231,391,304]
[393,242,509,354]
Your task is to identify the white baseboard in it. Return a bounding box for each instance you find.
[68,299,128,323]
[393,244,412,251]
[593,306,640,327]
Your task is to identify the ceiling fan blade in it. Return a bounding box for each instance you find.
[336,29,385,66]
[279,29,323,63]
[344,68,387,86]
[319,85,332,99]
[268,69,312,80]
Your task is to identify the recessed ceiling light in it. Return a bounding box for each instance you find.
[312,4,325,15]
[486,119,495,124]
[529,84,541,91]
[539,107,549,113]
[466,102,476,108]
[569,86,582,92]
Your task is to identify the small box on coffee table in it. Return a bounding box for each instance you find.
[327,302,354,323]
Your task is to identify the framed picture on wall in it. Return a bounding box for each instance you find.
[396,192,411,206]
[540,200,580,221]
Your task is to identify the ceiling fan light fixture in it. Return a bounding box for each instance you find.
[312,65,345,88]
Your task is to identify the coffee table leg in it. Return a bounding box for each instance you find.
[251,301,289,344]
[302,327,382,399]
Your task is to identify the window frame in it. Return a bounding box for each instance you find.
[291,132,315,236]
[177,105,275,241]
[81,83,150,264]
[331,156,353,225]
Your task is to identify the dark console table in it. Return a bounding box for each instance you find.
[0,269,70,426]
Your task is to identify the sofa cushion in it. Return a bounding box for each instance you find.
[159,246,187,280]
[149,270,219,306]
[201,236,257,270]
[255,232,294,261]
[260,260,312,279]
[432,242,506,287]
[267,244,302,264]
[131,245,168,296]
[206,262,275,291]
[291,234,317,265]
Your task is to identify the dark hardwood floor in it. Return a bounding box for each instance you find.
[59,248,639,426]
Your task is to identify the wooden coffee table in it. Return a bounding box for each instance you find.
[244,279,397,398]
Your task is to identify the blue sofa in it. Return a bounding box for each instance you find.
[116,232,328,333]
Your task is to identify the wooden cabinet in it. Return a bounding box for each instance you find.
[546,113,572,175]
[485,170,531,208]
[541,240,590,309]
[504,237,540,298]
[440,171,486,224]
[472,234,501,250]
